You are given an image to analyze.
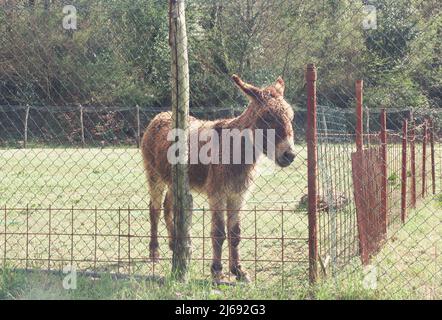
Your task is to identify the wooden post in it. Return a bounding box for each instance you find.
[410,115,416,208]
[80,105,85,147]
[422,120,428,198]
[401,119,408,223]
[380,109,388,233]
[355,80,363,152]
[24,105,30,149]
[430,119,436,195]
[306,64,318,284]
[169,0,193,282]
[136,105,141,148]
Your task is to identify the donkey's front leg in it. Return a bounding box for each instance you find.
[227,196,251,282]
[209,197,227,284]
[147,176,166,262]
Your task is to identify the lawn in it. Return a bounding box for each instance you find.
[0,147,311,209]
[0,146,311,289]
[0,146,440,299]
[0,197,439,300]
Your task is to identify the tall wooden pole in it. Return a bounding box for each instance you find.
[169,0,193,282]
[306,64,318,284]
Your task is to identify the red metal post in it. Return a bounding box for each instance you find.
[306,64,318,284]
[380,109,388,233]
[430,119,436,195]
[401,119,408,223]
[410,115,416,208]
[356,80,364,152]
[422,120,428,198]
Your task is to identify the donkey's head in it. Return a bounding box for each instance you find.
[232,74,296,167]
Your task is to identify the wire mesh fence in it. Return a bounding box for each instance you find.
[316,105,359,275]
[0,206,309,284]
[0,0,441,298]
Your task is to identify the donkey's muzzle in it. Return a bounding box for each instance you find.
[277,151,296,167]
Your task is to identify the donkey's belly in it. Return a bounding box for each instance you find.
[188,162,209,190]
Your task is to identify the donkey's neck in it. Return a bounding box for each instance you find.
[228,102,260,130]
[223,102,264,168]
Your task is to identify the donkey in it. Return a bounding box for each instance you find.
[141,75,296,283]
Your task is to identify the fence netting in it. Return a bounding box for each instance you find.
[0,0,440,298]
[316,106,358,276]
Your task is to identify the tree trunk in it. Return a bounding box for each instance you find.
[169,0,193,282]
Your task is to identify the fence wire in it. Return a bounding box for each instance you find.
[0,0,441,298]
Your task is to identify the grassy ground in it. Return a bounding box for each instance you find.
[0,146,440,299]
[0,146,311,289]
[0,195,439,300]
[0,147,308,209]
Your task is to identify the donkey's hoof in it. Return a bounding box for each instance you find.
[236,272,251,283]
[231,266,252,283]
[149,250,160,263]
[212,272,232,286]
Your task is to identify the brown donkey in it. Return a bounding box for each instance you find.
[141,75,296,283]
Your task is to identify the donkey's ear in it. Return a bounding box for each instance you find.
[274,76,285,96]
[231,74,262,100]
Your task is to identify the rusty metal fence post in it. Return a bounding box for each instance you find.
[380,109,388,233]
[410,115,417,208]
[401,119,408,223]
[430,119,436,195]
[354,80,364,259]
[356,80,363,152]
[306,63,318,284]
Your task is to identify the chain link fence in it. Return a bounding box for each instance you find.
[0,0,441,298]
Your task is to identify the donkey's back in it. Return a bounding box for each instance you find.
[141,111,213,191]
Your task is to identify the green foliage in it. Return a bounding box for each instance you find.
[0,0,440,112]
[437,194,442,207]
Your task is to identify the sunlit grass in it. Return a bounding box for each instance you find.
[0,147,440,299]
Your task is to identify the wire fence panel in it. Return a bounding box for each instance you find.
[351,147,384,265]
[0,0,440,298]
[316,106,358,276]
[0,206,309,284]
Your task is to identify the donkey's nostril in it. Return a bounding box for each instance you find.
[283,151,295,163]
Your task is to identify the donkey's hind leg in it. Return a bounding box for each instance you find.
[163,188,174,251]
[148,178,165,262]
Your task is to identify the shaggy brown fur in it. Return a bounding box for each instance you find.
[141,75,296,283]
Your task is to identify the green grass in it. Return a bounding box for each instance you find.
[1,198,440,300]
[0,147,308,209]
[0,146,441,299]
[317,199,441,300]
[0,147,311,292]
